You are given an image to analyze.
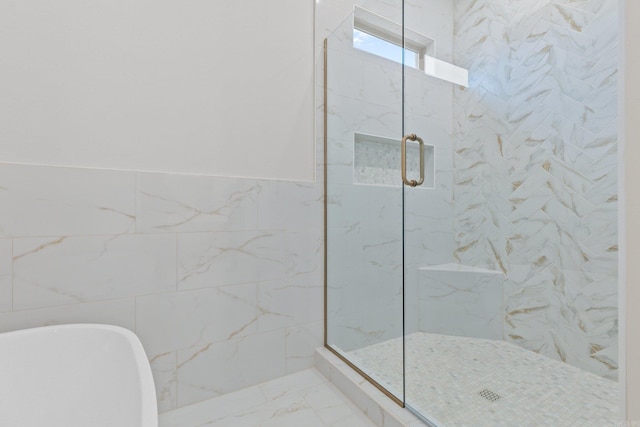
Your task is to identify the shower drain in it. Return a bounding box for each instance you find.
[479,389,501,402]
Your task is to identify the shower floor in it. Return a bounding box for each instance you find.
[345,332,618,427]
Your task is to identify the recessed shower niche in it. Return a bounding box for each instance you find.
[354,132,434,188]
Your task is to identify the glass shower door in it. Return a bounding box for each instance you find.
[400,1,472,423]
[324,1,406,404]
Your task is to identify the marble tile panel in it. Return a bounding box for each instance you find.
[159,382,267,427]
[360,226,403,273]
[544,3,596,32]
[176,329,286,407]
[326,48,367,105]
[136,283,258,355]
[327,98,403,143]
[177,230,285,290]
[259,368,327,401]
[316,0,366,43]
[326,227,365,275]
[0,164,135,237]
[258,276,322,333]
[308,391,371,426]
[361,61,403,108]
[13,234,176,310]
[584,47,618,88]
[136,172,259,233]
[209,399,325,427]
[329,304,403,352]
[285,321,323,374]
[0,239,11,312]
[0,298,135,333]
[403,227,455,266]
[547,45,597,80]
[326,137,355,186]
[283,229,323,279]
[418,266,504,339]
[583,0,618,52]
[326,184,401,231]
[149,351,177,413]
[257,180,322,231]
[359,0,403,24]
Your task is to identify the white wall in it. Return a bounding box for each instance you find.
[623,0,640,420]
[0,0,314,182]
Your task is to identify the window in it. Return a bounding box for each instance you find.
[352,6,433,71]
[351,6,469,87]
[353,28,419,68]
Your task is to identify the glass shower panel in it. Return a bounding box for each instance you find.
[325,2,405,403]
[400,1,463,421]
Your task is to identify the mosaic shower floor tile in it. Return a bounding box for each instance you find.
[346,332,619,427]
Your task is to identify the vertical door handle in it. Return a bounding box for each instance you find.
[401,134,425,187]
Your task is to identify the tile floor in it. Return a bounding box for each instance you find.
[159,369,376,427]
[347,332,619,427]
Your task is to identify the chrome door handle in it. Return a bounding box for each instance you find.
[401,134,425,187]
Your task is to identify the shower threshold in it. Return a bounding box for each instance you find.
[344,332,618,426]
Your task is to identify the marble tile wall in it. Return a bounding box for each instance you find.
[417,264,504,339]
[452,0,618,379]
[0,163,323,412]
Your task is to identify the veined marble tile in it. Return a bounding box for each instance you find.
[327,187,394,241]
[285,321,323,374]
[176,329,286,407]
[316,0,366,44]
[159,381,267,426]
[258,276,322,333]
[327,98,403,143]
[360,226,402,273]
[547,45,597,80]
[0,164,135,237]
[13,234,176,310]
[583,0,618,52]
[0,298,135,333]
[329,304,403,353]
[0,239,11,312]
[136,283,258,356]
[581,204,618,255]
[177,230,285,290]
[326,226,365,275]
[303,381,372,426]
[149,351,177,413]
[136,172,258,233]
[283,229,323,279]
[404,227,455,266]
[453,0,618,379]
[183,394,325,427]
[257,180,322,231]
[544,3,596,32]
[418,266,504,339]
[258,368,327,401]
[325,136,355,186]
[361,61,403,109]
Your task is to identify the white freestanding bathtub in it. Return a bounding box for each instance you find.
[0,324,158,427]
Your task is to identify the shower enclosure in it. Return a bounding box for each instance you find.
[324,1,619,425]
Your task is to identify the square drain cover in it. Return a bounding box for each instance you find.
[479,388,501,402]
